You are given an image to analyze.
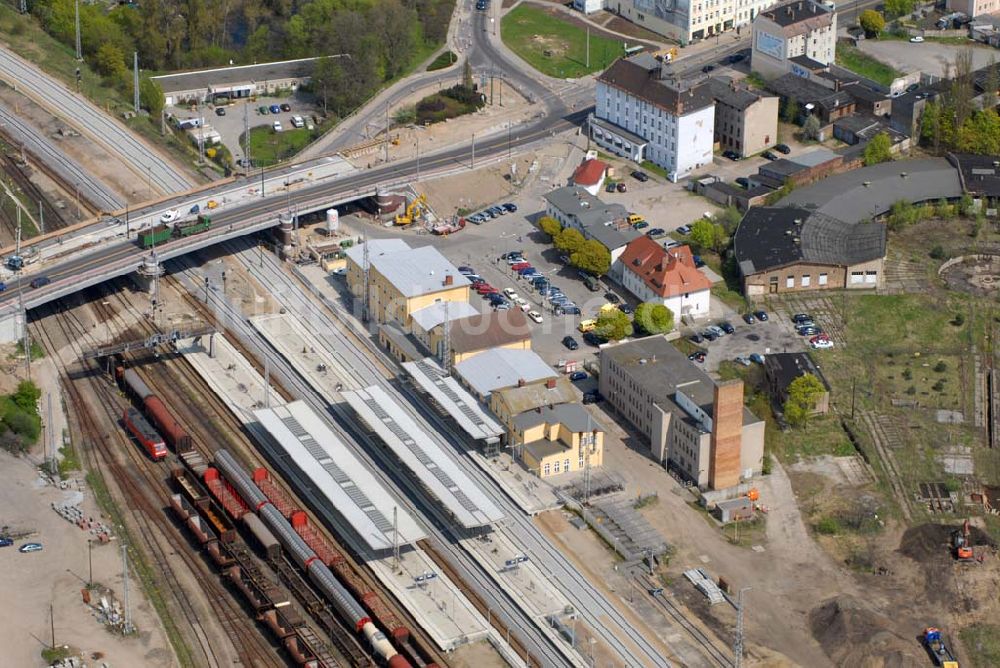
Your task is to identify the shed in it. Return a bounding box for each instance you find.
[714,496,753,523]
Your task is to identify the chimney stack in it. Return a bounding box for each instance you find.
[518,378,526,387]
[546,378,557,389]
[443,274,453,286]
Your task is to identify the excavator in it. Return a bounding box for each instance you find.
[394,194,427,226]
[951,519,975,562]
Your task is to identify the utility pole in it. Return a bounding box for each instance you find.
[586,27,590,69]
[499,69,503,107]
[264,354,271,408]
[198,106,205,164]
[132,52,140,114]
[384,101,390,164]
[243,102,251,168]
[38,200,43,235]
[442,301,451,372]
[507,122,512,160]
[392,506,400,572]
[88,540,93,587]
[47,393,56,477]
[50,603,55,651]
[122,543,133,635]
[74,0,82,61]
[471,133,476,170]
[362,228,371,323]
[416,135,420,182]
[734,587,751,668]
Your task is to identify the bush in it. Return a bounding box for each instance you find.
[902,368,912,380]
[815,516,841,535]
[934,361,947,373]
[932,379,946,392]
[929,245,948,260]
[952,313,965,326]
[905,385,917,395]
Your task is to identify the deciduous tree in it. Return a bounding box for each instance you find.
[634,302,674,335]
[538,216,562,238]
[594,309,633,341]
[863,132,893,166]
[570,239,611,276]
[783,373,825,428]
[859,10,885,37]
[555,228,586,254]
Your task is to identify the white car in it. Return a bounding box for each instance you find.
[527,310,543,323]
[291,115,305,128]
[503,288,518,298]
[513,296,529,309]
[272,120,283,132]
[332,267,347,276]
[159,209,179,223]
[811,338,834,350]
[910,35,924,43]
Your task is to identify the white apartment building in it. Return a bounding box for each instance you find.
[751,0,837,79]
[610,0,777,43]
[614,236,712,322]
[592,54,715,182]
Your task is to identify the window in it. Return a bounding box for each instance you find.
[850,271,864,284]
[553,460,561,474]
[865,271,878,284]
[786,276,795,288]
[564,458,571,471]
[818,273,828,285]
[801,275,811,287]
[543,463,551,476]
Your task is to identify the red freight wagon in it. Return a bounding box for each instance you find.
[123,408,167,460]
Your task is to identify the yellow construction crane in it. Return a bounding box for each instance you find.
[394,193,427,226]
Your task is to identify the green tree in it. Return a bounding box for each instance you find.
[94,43,126,79]
[11,381,40,413]
[633,302,674,335]
[802,114,822,141]
[594,309,633,341]
[138,76,165,118]
[783,373,825,428]
[883,0,914,17]
[859,10,885,37]
[570,239,612,276]
[555,228,586,254]
[689,218,726,253]
[781,97,800,124]
[957,109,1000,155]
[718,205,743,234]
[538,216,562,238]
[863,132,893,166]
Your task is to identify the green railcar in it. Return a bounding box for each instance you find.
[138,225,172,249]
[176,214,212,237]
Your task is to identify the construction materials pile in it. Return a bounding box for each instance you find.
[809,595,925,667]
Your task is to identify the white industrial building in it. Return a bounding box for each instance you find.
[751,0,837,79]
[592,54,715,182]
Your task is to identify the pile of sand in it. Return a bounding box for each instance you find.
[809,596,925,668]
[899,523,994,563]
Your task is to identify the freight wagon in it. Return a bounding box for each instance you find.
[137,214,212,249]
[119,368,193,452]
[122,408,167,460]
[211,449,415,668]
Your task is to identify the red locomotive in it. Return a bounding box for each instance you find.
[122,407,167,460]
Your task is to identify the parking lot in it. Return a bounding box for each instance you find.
[167,94,318,164]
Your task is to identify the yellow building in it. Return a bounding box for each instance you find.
[345,239,470,326]
[513,403,605,479]
[490,376,577,430]
[430,309,533,365]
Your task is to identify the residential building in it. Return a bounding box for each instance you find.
[831,115,909,148]
[345,240,470,327]
[766,73,855,125]
[707,78,779,157]
[733,207,886,295]
[764,352,831,415]
[610,0,778,44]
[430,309,533,365]
[751,0,837,79]
[454,348,558,401]
[410,301,480,352]
[571,158,609,196]
[614,237,712,323]
[593,55,715,181]
[948,0,999,18]
[543,186,641,264]
[573,0,603,12]
[513,404,605,478]
[153,56,323,106]
[598,337,765,490]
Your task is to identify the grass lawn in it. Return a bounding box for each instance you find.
[247,127,316,165]
[835,45,902,86]
[501,5,624,78]
[961,623,1000,666]
[427,50,458,71]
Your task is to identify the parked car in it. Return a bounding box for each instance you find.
[631,170,650,182]
[269,104,281,114]
[160,209,179,223]
[797,325,822,336]
[791,313,813,324]
[689,333,704,344]
[569,371,588,381]
[561,306,582,315]
[774,143,791,154]
[701,65,715,73]
[606,182,618,193]
[719,321,735,334]
[646,228,666,238]
[722,150,741,161]
[0,537,13,547]
[19,542,43,553]
[503,202,518,212]
[494,302,511,311]
[582,391,603,404]
[518,267,538,277]
[616,182,627,193]
[468,276,485,285]
[909,35,924,43]
[688,351,706,363]
[754,310,769,321]
[488,294,506,306]
[692,254,706,268]
[562,336,579,350]
[743,313,756,324]
[727,52,746,64]
[215,106,226,116]
[734,356,751,366]
[605,292,621,304]
[707,325,725,337]
[762,150,778,161]
[272,120,284,132]
[811,337,834,349]
[258,105,269,115]
[458,266,475,275]
[30,276,51,289]
[280,103,292,112]
[503,288,518,298]
[511,261,531,271]
[583,331,606,346]
[702,330,718,342]
[749,353,766,364]
[619,304,633,315]
[291,115,305,128]
[527,310,543,323]
[735,177,750,188]
[633,221,649,230]
[676,225,691,235]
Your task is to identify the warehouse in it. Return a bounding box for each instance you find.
[153,57,324,106]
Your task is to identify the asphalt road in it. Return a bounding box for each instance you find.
[0,46,194,195]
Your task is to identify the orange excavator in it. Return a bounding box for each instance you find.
[951,519,975,562]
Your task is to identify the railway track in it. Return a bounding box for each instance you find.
[636,574,731,668]
[31,293,282,668]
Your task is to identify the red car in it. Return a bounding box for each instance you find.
[477,284,498,295]
[511,261,531,271]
